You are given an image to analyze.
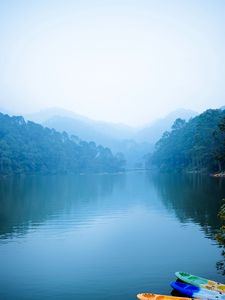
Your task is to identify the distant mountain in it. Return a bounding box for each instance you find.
[135,109,198,143]
[24,107,198,169]
[44,116,135,144]
[26,107,135,142]
[42,114,153,169]
[26,107,198,144]
[25,108,154,169]
[25,107,92,124]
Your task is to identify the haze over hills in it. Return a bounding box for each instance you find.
[2,105,225,169]
[136,108,198,143]
[24,107,198,168]
[26,107,135,142]
[26,107,198,143]
[25,107,88,124]
[26,108,149,168]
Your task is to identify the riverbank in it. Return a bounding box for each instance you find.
[211,172,225,177]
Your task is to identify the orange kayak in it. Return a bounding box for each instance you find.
[137,293,198,300]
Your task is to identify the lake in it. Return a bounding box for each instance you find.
[0,172,224,300]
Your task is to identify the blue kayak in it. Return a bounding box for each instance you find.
[171,281,225,300]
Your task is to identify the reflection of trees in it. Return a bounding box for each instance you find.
[149,173,225,276]
[149,173,224,238]
[2,172,224,241]
[215,201,225,275]
[2,170,225,278]
[0,174,124,239]
[216,250,225,275]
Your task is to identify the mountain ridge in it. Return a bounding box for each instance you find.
[23,107,198,168]
[25,107,198,143]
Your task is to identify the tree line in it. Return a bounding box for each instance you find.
[0,113,125,175]
[147,109,225,173]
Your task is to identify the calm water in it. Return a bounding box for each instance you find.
[0,172,224,300]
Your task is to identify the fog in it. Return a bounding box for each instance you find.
[0,0,225,126]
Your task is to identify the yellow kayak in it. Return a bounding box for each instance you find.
[137,293,198,300]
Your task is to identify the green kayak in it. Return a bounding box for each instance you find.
[175,272,225,293]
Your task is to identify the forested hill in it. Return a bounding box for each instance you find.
[148,109,225,173]
[0,113,125,175]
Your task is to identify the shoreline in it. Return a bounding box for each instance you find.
[211,172,225,177]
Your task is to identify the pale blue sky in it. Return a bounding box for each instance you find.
[0,0,225,125]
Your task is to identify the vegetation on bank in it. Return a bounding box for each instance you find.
[216,201,225,275]
[147,109,225,173]
[0,113,125,175]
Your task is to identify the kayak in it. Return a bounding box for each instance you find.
[171,281,225,300]
[137,293,199,300]
[175,272,225,293]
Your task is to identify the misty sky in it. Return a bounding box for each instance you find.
[0,0,225,126]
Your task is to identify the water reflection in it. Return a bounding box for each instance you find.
[150,173,224,237]
[0,174,125,239]
[149,173,225,278]
[0,173,224,240]
[0,172,224,300]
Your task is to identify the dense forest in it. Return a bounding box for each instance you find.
[2,109,225,176]
[0,113,125,175]
[148,109,225,173]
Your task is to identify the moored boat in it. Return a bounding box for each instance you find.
[171,281,225,300]
[137,293,200,300]
[175,272,225,294]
